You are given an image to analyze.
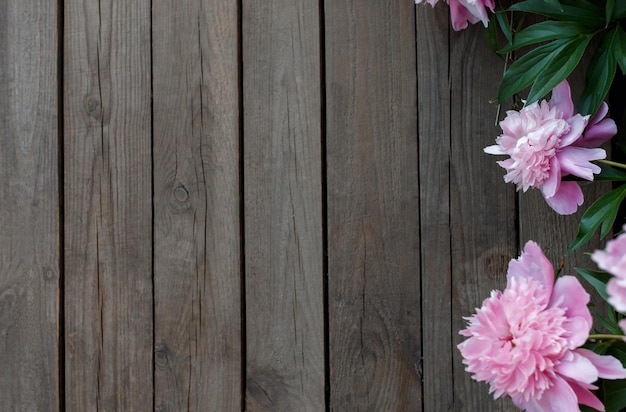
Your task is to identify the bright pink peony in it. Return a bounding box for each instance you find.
[592,226,626,323]
[458,241,626,411]
[484,80,613,215]
[415,0,495,31]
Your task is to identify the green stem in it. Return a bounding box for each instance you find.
[588,334,625,341]
[598,159,626,171]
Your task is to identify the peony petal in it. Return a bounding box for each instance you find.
[555,351,597,384]
[580,118,617,148]
[484,144,505,155]
[543,181,583,215]
[507,241,554,291]
[568,380,606,411]
[576,348,626,380]
[556,147,605,180]
[589,101,610,126]
[541,156,561,198]
[550,275,591,332]
[559,113,588,147]
[530,377,579,412]
[457,0,489,27]
[550,80,574,119]
[448,0,472,30]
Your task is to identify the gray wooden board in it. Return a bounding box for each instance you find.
[416,5,454,412]
[0,1,60,409]
[242,0,325,410]
[152,0,242,409]
[325,1,422,409]
[63,0,153,409]
[449,26,518,411]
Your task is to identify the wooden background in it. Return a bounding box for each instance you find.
[0,0,609,410]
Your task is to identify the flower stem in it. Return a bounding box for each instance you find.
[598,159,626,171]
[588,334,625,341]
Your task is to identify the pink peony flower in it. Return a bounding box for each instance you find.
[458,241,626,412]
[484,80,612,215]
[415,0,495,31]
[592,226,626,323]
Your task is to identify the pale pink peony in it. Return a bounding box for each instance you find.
[484,80,612,215]
[415,0,495,31]
[458,241,626,411]
[592,226,626,321]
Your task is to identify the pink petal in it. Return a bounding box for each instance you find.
[581,118,618,148]
[606,277,626,312]
[576,348,626,380]
[457,0,489,27]
[543,181,583,215]
[556,147,605,180]
[550,80,574,119]
[590,101,610,126]
[507,241,554,291]
[559,113,589,147]
[448,0,473,30]
[484,144,504,155]
[541,156,561,198]
[568,380,605,411]
[550,276,591,346]
[526,377,579,412]
[555,351,597,384]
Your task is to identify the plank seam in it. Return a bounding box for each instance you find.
[318,0,330,411]
[237,0,247,409]
[149,0,155,408]
[58,0,66,409]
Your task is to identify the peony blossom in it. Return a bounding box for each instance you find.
[458,241,626,411]
[592,226,626,334]
[484,80,614,215]
[415,0,495,31]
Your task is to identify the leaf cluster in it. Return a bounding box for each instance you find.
[486,0,626,116]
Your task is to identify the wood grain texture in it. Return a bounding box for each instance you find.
[63,0,153,410]
[448,27,518,411]
[152,0,242,410]
[416,5,453,412]
[325,1,421,409]
[0,1,60,409]
[242,0,325,410]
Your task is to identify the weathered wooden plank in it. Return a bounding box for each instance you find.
[152,0,242,410]
[0,1,60,409]
[242,0,325,410]
[64,0,153,410]
[416,5,454,412]
[449,27,518,411]
[325,1,421,409]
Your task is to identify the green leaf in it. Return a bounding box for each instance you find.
[614,0,626,18]
[499,21,592,53]
[568,184,626,253]
[543,0,563,11]
[495,10,513,45]
[575,267,611,300]
[526,35,591,104]
[578,28,618,115]
[596,166,626,182]
[498,35,592,104]
[509,0,604,26]
[483,18,500,54]
[603,379,626,412]
[614,27,626,75]
[597,313,624,336]
[606,0,616,26]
